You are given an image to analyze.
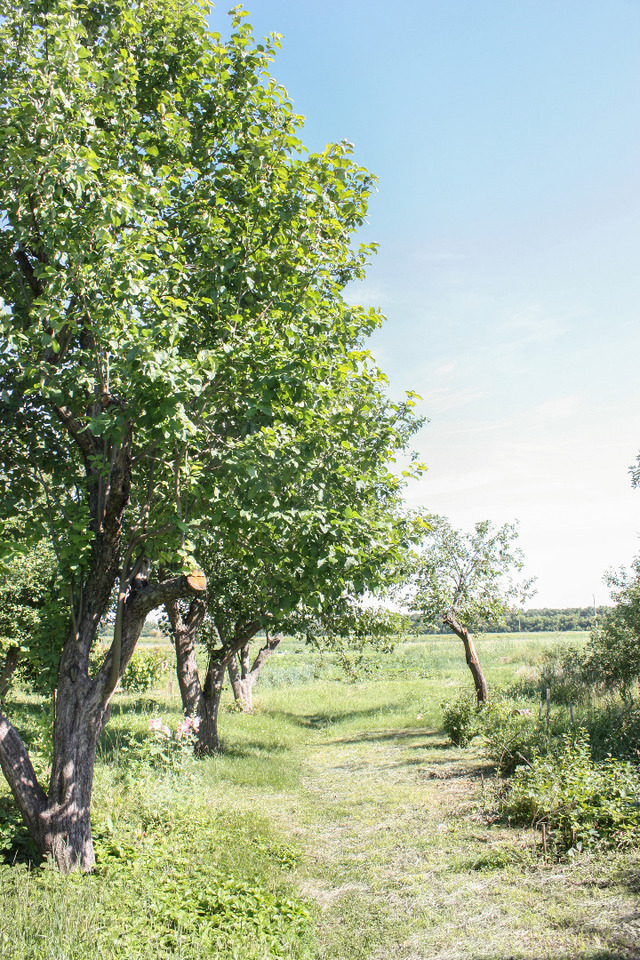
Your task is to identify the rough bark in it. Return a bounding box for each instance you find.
[0,646,20,700]
[165,597,207,718]
[227,632,283,712]
[0,432,133,870]
[166,601,262,753]
[0,572,206,871]
[443,611,488,703]
[166,598,225,754]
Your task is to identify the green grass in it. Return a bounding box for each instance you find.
[1,630,639,959]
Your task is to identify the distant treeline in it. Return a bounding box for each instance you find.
[413,607,609,635]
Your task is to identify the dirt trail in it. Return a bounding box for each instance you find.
[285,725,640,960]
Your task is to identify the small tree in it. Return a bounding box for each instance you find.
[411,517,535,702]
[166,384,422,751]
[587,558,640,699]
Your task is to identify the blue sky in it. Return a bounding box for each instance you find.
[211,1,640,607]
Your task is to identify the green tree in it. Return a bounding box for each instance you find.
[587,558,640,698]
[411,517,535,702]
[0,0,410,868]
[165,385,421,750]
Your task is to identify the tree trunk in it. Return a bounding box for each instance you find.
[0,684,102,871]
[44,720,101,866]
[227,652,252,711]
[196,658,226,754]
[0,646,20,700]
[443,612,488,703]
[227,633,283,712]
[166,601,262,753]
[0,573,206,872]
[166,598,224,754]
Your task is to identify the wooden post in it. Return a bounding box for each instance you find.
[546,688,551,731]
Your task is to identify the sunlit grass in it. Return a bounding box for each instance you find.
[2,629,638,959]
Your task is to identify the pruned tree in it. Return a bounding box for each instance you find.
[227,631,283,713]
[411,517,535,702]
[0,0,416,867]
[166,383,423,752]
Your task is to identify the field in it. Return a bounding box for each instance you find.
[1,631,639,960]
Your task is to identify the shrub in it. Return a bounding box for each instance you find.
[499,731,640,853]
[480,699,554,775]
[581,697,640,762]
[441,689,553,771]
[120,648,170,693]
[441,690,480,746]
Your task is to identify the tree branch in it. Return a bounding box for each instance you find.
[0,647,20,700]
[0,708,48,841]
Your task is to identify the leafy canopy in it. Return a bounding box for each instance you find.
[411,516,536,631]
[0,0,422,671]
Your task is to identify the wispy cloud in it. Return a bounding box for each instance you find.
[498,306,572,347]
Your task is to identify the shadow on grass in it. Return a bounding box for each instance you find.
[216,739,292,759]
[268,704,411,731]
[0,795,40,867]
[97,725,150,762]
[108,697,168,717]
[333,727,449,747]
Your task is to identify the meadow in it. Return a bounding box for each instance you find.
[1,631,639,960]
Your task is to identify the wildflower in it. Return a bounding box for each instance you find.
[176,720,187,740]
[149,717,172,739]
[176,715,201,739]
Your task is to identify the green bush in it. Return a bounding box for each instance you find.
[507,645,593,705]
[580,697,640,762]
[120,648,170,693]
[441,689,553,771]
[441,690,480,746]
[499,731,640,854]
[480,699,554,775]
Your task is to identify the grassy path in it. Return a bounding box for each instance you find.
[266,697,640,960]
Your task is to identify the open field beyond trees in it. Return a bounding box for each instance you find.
[1,631,639,960]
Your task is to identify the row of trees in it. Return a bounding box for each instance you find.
[0,0,424,871]
[414,607,602,634]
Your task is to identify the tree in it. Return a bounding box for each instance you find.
[226,630,283,714]
[165,382,422,751]
[586,558,640,698]
[411,517,535,702]
[0,0,409,868]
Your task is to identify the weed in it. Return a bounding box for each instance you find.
[498,732,640,855]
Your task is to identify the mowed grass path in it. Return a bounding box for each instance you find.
[252,636,640,960]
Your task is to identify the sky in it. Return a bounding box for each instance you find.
[210,1,640,608]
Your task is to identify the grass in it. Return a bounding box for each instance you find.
[1,630,639,959]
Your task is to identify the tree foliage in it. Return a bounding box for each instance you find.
[0,0,422,867]
[588,558,640,697]
[0,540,66,696]
[412,517,535,631]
